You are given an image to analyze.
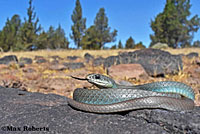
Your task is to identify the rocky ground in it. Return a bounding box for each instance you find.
[0,48,200,105]
[0,48,200,133]
[0,86,199,134]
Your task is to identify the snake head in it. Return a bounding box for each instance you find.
[86,74,117,88]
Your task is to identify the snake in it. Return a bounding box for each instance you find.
[68,74,195,113]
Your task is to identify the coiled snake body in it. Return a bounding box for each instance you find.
[68,74,195,113]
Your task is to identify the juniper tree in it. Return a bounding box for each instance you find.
[81,26,100,49]
[93,8,117,49]
[150,0,200,48]
[18,0,41,50]
[0,14,21,51]
[118,40,123,49]
[70,0,86,49]
[46,25,69,49]
[125,36,135,49]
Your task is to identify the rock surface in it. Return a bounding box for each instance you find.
[186,52,199,59]
[93,57,105,66]
[0,86,199,134]
[108,64,149,80]
[49,64,67,71]
[84,53,94,63]
[19,57,33,65]
[102,49,183,77]
[63,62,85,70]
[67,56,80,61]
[0,55,18,65]
[36,58,47,64]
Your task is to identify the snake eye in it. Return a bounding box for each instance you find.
[95,74,100,79]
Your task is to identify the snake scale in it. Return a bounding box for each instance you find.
[68,74,195,113]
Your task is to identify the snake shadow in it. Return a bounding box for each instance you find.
[68,103,171,116]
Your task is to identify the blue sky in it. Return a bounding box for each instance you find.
[0,0,199,48]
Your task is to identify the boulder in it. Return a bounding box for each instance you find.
[49,64,67,71]
[63,62,85,70]
[102,49,182,77]
[67,56,79,61]
[108,64,149,80]
[118,49,182,77]
[34,56,44,60]
[186,52,199,59]
[0,55,18,65]
[50,55,62,60]
[19,57,33,64]
[93,57,105,67]
[84,53,94,63]
[0,87,199,134]
[103,56,119,68]
[36,58,47,64]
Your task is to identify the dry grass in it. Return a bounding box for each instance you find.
[0,49,133,59]
[0,48,200,103]
[1,48,200,59]
[164,48,200,55]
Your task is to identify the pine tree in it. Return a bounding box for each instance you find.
[110,44,117,49]
[81,26,100,49]
[125,36,135,49]
[193,40,200,47]
[46,25,69,49]
[18,0,41,50]
[70,0,86,49]
[93,8,117,49]
[118,40,123,49]
[46,26,55,49]
[150,0,200,48]
[133,41,146,49]
[36,31,48,49]
[0,14,21,51]
[54,24,69,49]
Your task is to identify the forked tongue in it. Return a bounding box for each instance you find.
[71,75,87,81]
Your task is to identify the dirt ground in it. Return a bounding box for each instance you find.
[0,48,200,106]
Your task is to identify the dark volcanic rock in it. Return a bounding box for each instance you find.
[67,56,79,61]
[50,55,62,60]
[104,56,119,68]
[34,56,44,60]
[34,56,47,64]
[84,53,94,63]
[19,57,33,64]
[63,62,85,70]
[186,52,199,59]
[104,49,182,77]
[0,55,18,65]
[36,58,47,64]
[128,108,200,133]
[93,57,105,66]
[0,86,199,134]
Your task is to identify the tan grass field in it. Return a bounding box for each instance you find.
[1,48,200,59]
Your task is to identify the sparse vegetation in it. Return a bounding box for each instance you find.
[0,48,200,101]
[0,48,200,59]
